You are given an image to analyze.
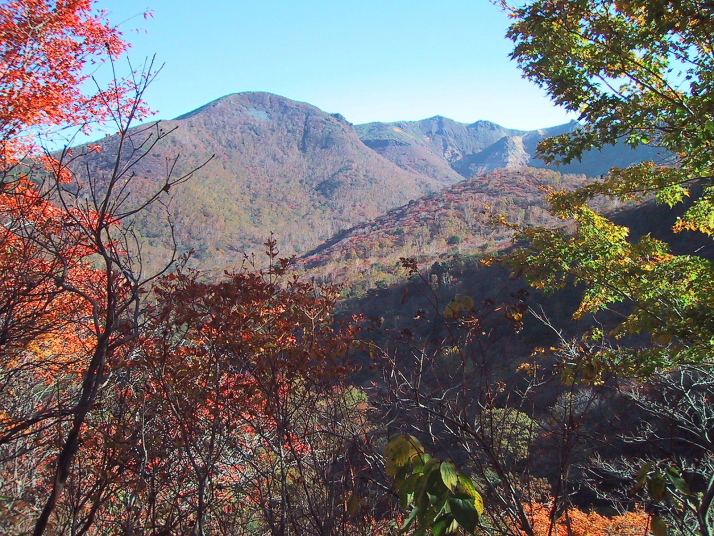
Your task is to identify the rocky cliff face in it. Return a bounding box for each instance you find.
[356,117,524,183]
[356,117,666,179]
[453,135,531,175]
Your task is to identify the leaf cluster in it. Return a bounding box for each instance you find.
[503,0,714,374]
[386,435,484,536]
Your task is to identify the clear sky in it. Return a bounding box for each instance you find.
[93,0,575,131]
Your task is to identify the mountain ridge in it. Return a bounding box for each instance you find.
[76,91,665,274]
[355,114,666,179]
[80,92,453,270]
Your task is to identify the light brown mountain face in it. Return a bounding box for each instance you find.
[356,117,521,183]
[78,92,451,270]
[75,92,664,273]
[356,117,668,179]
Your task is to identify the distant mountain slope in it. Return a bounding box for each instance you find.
[77,91,670,274]
[80,92,454,270]
[297,167,613,295]
[356,117,667,178]
[356,117,523,183]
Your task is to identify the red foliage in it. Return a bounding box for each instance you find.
[0,4,158,533]
[102,244,360,533]
[0,0,145,161]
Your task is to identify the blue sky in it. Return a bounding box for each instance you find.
[93,0,575,130]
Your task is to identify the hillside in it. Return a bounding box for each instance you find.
[356,117,668,179]
[75,91,665,273]
[78,92,453,270]
[297,167,614,296]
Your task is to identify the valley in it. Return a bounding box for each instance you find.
[5,1,714,534]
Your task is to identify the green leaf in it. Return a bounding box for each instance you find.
[459,295,474,310]
[411,452,432,473]
[635,462,655,484]
[473,491,485,516]
[400,507,419,533]
[386,435,423,476]
[346,492,363,516]
[440,461,458,492]
[432,514,456,536]
[631,461,655,495]
[629,480,646,496]
[456,477,485,515]
[666,466,692,496]
[448,497,480,533]
[444,294,474,319]
[651,515,668,536]
[648,473,667,502]
[399,473,420,509]
[444,302,459,319]
[387,441,486,535]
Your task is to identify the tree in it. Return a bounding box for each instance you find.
[501,2,714,534]
[0,0,136,162]
[0,3,199,534]
[1,239,374,536]
[377,260,611,536]
[132,245,360,536]
[503,0,714,374]
[586,367,714,536]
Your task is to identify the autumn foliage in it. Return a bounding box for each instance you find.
[0,1,381,534]
[0,175,106,446]
[523,502,650,536]
[0,0,136,162]
[0,2,162,534]
[7,1,714,535]
[118,246,360,534]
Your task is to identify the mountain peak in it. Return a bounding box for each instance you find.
[86,90,450,270]
[174,91,321,121]
[80,91,663,274]
[468,119,503,129]
[424,114,452,122]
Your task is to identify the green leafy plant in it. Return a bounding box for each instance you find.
[385,435,484,536]
[503,0,714,373]
[501,2,714,534]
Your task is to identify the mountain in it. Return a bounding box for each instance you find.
[296,167,607,296]
[355,117,520,183]
[76,91,665,273]
[355,117,668,179]
[80,92,455,270]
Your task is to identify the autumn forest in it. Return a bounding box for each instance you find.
[2,1,714,536]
